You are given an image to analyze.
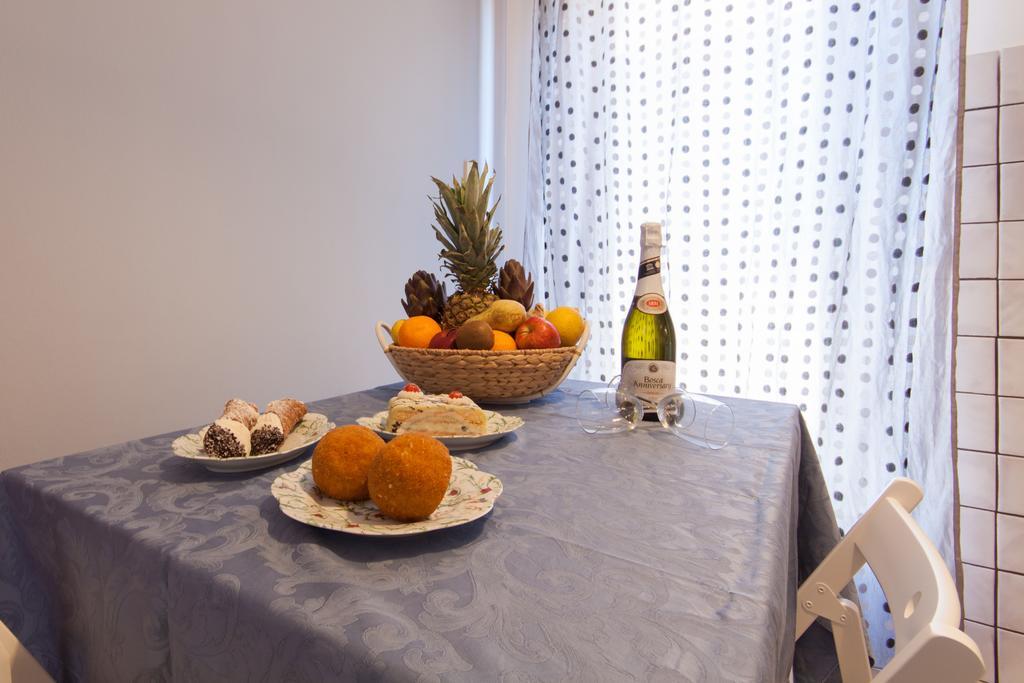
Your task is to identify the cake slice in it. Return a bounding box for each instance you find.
[386,385,487,436]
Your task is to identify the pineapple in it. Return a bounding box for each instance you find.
[495,259,535,309]
[401,270,447,322]
[431,162,504,329]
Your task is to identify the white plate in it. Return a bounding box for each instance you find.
[171,413,335,472]
[271,456,502,536]
[356,410,524,452]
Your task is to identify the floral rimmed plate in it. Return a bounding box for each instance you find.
[271,456,502,536]
[356,410,523,452]
[171,413,334,473]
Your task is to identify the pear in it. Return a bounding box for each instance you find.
[468,299,528,333]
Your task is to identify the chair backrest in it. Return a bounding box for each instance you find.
[0,619,53,683]
[796,477,985,683]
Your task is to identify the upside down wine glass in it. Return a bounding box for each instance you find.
[576,377,734,450]
[655,389,734,450]
[576,387,644,434]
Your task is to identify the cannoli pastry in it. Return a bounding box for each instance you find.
[221,398,259,429]
[203,418,252,458]
[251,398,307,454]
[202,399,258,458]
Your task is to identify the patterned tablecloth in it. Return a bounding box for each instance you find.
[0,381,841,682]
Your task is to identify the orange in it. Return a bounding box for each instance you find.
[491,330,517,350]
[398,316,442,348]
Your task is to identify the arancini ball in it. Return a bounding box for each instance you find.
[367,433,452,522]
[311,425,386,501]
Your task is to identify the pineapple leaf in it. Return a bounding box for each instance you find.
[429,161,504,291]
[480,175,494,211]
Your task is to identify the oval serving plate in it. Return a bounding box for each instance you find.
[171,413,334,473]
[271,456,502,536]
[355,410,523,452]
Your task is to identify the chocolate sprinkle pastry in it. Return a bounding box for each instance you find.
[203,424,247,459]
[251,398,307,454]
[251,427,284,455]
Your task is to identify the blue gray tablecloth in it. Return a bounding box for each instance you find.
[0,381,841,682]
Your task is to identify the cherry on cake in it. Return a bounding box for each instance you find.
[385,384,488,436]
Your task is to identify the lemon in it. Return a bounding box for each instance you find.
[546,307,585,346]
[390,319,406,343]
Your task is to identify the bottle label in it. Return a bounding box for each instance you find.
[636,293,667,314]
[638,257,661,278]
[621,360,677,410]
[634,256,666,313]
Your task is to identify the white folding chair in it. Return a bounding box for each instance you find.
[795,477,985,682]
[0,619,53,683]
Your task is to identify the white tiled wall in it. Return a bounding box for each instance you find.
[1000,222,1024,278]
[959,48,1024,683]
[961,449,998,509]
[967,109,1000,167]
[959,392,997,452]
[965,165,1001,223]
[967,619,997,683]
[963,223,1000,279]
[999,629,1024,682]
[960,336,997,394]
[997,513,1024,573]
[962,507,997,568]
[966,563,998,624]
[999,454,1024,512]
[1001,163,1024,221]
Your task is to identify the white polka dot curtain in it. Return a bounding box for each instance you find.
[525,0,961,665]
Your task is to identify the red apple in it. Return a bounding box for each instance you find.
[514,316,561,349]
[428,329,458,349]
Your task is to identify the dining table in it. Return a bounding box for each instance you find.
[0,380,843,682]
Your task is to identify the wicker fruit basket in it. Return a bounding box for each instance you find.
[375,321,590,404]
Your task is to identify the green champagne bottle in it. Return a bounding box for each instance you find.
[621,222,676,418]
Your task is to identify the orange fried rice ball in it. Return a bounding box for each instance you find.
[367,433,452,522]
[311,425,386,502]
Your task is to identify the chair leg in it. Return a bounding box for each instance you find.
[833,598,872,683]
[797,581,873,683]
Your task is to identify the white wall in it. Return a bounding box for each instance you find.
[485,0,534,264]
[0,1,481,468]
[967,0,1024,54]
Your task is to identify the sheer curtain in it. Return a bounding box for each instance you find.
[526,0,961,663]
